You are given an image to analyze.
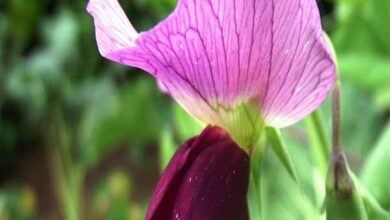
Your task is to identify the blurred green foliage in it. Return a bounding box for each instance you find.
[0,0,389,220]
[1,0,175,219]
[333,0,390,110]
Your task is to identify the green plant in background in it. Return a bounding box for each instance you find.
[333,0,390,105]
[1,0,389,220]
[1,0,171,219]
[331,0,390,157]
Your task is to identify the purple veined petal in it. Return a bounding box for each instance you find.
[87,0,336,146]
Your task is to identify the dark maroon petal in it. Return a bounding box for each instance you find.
[173,139,249,220]
[146,126,249,220]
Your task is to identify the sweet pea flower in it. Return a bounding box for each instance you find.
[87,0,335,147]
[87,0,335,219]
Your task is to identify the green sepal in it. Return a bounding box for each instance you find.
[352,174,390,220]
[361,122,390,214]
[266,127,300,185]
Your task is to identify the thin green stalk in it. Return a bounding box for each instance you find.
[248,134,266,220]
[326,84,369,220]
[249,170,262,219]
[47,144,78,220]
[306,110,330,175]
[332,84,341,154]
[45,108,84,220]
[73,166,86,220]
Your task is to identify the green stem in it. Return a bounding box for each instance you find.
[306,110,331,175]
[45,107,84,220]
[326,84,369,220]
[248,134,266,220]
[47,144,78,220]
[332,84,341,154]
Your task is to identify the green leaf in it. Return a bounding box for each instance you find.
[352,174,390,220]
[362,191,390,220]
[266,127,299,185]
[361,122,390,211]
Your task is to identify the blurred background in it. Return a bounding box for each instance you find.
[0,0,389,219]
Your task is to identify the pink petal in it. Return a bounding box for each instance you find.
[87,0,154,73]
[157,80,169,94]
[88,0,335,144]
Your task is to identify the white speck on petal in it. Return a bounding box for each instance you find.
[304,40,310,48]
[178,42,184,49]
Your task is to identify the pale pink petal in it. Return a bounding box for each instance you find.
[87,0,154,73]
[88,0,336,146]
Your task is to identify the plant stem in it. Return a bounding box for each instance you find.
[248,133,266,220]
[332,83,341,154]
[47,143,78,220]
[326,82,369,220]
[45,107,84,220]
[306,110,331,175]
